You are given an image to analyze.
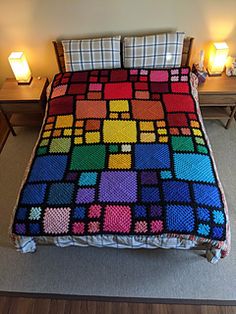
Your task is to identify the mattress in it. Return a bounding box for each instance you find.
[10,68,230,263]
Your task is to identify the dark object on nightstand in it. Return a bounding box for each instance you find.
[198,73,236,129]
[0,77,49,136]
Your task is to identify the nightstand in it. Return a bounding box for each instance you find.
[0,77,49,136]
[198,74,236,129]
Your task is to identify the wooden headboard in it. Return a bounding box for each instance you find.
[53,37,194,73]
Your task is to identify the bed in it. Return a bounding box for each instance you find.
[10,36,230,263]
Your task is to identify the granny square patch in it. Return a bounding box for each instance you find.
[12,68,227,243]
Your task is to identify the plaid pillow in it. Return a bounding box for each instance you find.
[123,32,185,68]
[62,36,121,71]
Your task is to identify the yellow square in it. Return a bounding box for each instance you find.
[55,115,73,128]
[193,128,202,136]
[191,121,200,128]
[110,113,119,119]
[42,131,51,138]
[103,120,137,143]
[140,132,156,143]
[109,100,129,112]
[74,137,83,144]
[140,121,154,131]
[74,129,83,136]
[159,136,168,143]
[157,128,167,135]
[156,121,166,127]
[86,132,100,143]
[108,154,131,169]
[63,128,72,136]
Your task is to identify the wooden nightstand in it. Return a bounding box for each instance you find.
[198,74,236,129]
[0,77,49,136]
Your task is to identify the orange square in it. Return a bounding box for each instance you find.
[156,120,166,127]
[132,100,164,120]
[76,100,106,119]
[121,113,130,119]
[47,116,55,123]
[135,91,150,99]
[53,129,62,137]
[44,123,53,131]
[169,128,179,135]
[76,120,84,128]
[87,92,102,99]
[85,120,101,131]
[75,129,83,136]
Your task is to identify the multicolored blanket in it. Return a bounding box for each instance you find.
[12,68,228,247]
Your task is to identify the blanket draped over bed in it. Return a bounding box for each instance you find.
[11,67,229,261]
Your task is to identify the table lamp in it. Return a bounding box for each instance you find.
[8,52,32,84]
[207,42,229,76]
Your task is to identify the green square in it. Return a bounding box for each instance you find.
[109,145,119,153]
[40,139,49,147]
[70,145,106,170]
[195,137,205,145]
[171,136,194,152]
[49,137,71,153]
[37,146,47,155]
[197,145,208,154]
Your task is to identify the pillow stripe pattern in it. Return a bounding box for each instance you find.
[123,32,185,69]
[62,36,121,71]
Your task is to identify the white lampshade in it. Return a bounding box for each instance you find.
[207,42,229,76]
[8,52,32,84]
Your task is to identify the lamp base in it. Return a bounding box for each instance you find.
[17,77,32,85]
[207,69,223,77]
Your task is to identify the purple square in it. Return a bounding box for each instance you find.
[66,171,78,181]
[150,205,162,217]
[76,188,95,204]
[141,171,158,185]
[99,171,137,202]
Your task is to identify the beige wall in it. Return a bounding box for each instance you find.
[1,0,236,84]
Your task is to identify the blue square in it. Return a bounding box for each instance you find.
[173,153,215,183]
[21,184,47,204]
[135,144,170,169]
[162,181,191,202]
[73,207,86,219]
[79,172,98,186]
[16,207,27,220]
[166,205,194,232]
[134,205,147,218]
[29,223,40,234]
[141,187,160,203]
[29,155,68,182]
[47,183,74,205]
[197,207,210,222]
[213,226,224,239]
[193,183,222,208]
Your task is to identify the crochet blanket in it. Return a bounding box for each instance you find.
[12,68,227,243]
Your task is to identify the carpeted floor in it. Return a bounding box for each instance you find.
[0,121,236,303]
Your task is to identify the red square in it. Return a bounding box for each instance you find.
[104,83,132,99]
[140,76,148,81]
[110,70,128,82]
[171,83,189,93]
[48,96,73,115]
[189,113,198,120]
[76,100,107,119]
[163,94,195,112]
[130,76,138,82]
[90,77,98,82]
[151,83,169,93]
[135,82,148,90]
[68,84,86,94]
[100,77,108,83]
[167,113,188,127]
[61,78,69,84]
[132,100,164,120]
[86,120,101,131]
[71,72,88,82]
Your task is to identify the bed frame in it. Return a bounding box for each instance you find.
[53,37,194,73]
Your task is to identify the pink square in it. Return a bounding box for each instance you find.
[88,221,100,233]
[88,205,102,218]
[150,70,168,82]
[51,85,67,99]
[43,207,71,234]
[140,69,148,75]
[181,68,189,75]
[89,83,102,91]
[130,69,138,75]
[171,69,179,75]
[104,205,131,233]
[72,222,85,235]
[151,220,163,233]
[135,221,148,233]
[181,128,191,135]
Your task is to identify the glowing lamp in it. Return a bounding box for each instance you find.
[8,52,32,84]
[207,42,229,76]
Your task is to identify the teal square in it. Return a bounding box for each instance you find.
[37,147,47,155]
[79,172,98,186]
[197,145,208,154]
[160,170,172,179]
[171,136,194,152]
[109,145,119,153]
[70,145,106,170]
